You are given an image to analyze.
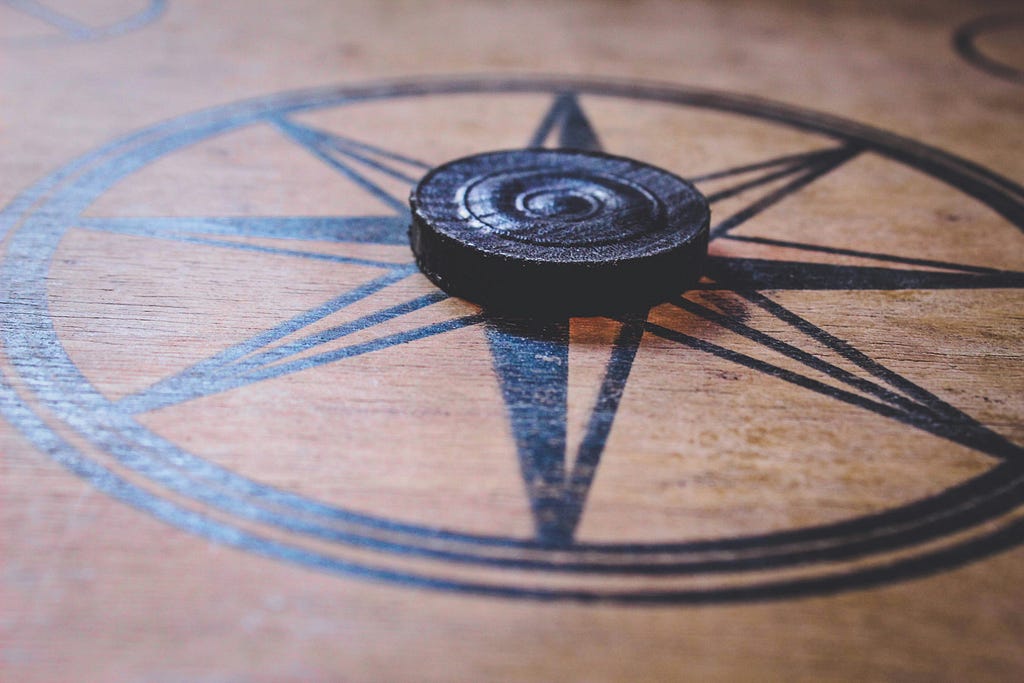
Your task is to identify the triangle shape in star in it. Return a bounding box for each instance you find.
[85,122,404,218]
[485,313,645,546]
[529,92,603,151]
[712,152,1024,273]
[48,226,392,403]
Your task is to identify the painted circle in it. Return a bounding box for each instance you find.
[1,76,1022,602]
[953,13,1024,84]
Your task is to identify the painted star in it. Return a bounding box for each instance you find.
[81,91,1024,547]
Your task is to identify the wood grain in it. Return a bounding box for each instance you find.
[1,1,1022,681]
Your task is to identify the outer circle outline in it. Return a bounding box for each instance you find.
[1,75,1022,602]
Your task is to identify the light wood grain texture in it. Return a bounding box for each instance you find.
[1,1,1022,681]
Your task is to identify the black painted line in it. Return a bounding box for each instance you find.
[2,0,166,42]
[556,315,647,543]
[719,234,1009,275]
[528,92,602,152]
[31,328,1024,572]
[953,13,1024,84]
[527,93,565,147]
[3,76,1021,601]
[237,291,449,373]
[701,256,1024,291]
[701,147,847,204]
[708,145,862,239]
[739,290,1021,457]
[244,313,486,384]
[649,310,1021,462]
[79,215,410,245]
[75,374,1024,575]
[485,318,571,544]
[689,148,846,182]
[674,293,1021,461]
[12,373,1024,601]
[643,320,904,418]
[324,131,433,170]
[79,220,404,268]
[320,134,427,184]
[117,266,417,414]
[175,234,400,268]
[672,297,934,415]
[3,0,93,38]
[269,117,409,214]
[124,310,483,414]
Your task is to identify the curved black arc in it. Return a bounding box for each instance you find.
[5,393,1023,604]
[953,13,1024,84]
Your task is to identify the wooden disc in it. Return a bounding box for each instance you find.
[409,149,709,313]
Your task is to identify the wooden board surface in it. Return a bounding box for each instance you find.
[2,1,1023,680]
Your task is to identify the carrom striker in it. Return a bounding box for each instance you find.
[409,149,710,314]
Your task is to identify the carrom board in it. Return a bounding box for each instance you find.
[1,1,1023,681]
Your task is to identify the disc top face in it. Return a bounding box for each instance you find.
[414,149,708,259]
[409,149,710,313]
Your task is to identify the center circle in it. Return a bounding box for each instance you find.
[518,188,601,220]
[455,159,671,248]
